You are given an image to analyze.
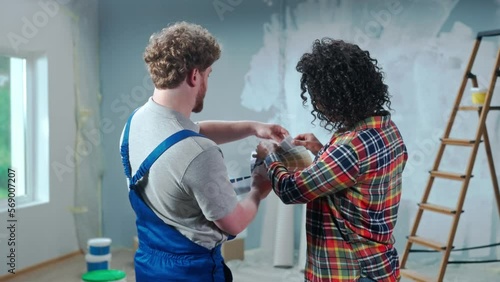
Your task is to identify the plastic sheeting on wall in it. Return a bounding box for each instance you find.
[67,1,103,251]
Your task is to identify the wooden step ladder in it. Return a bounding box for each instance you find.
[400,29,500,282]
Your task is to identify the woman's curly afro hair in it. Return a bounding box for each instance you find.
[296,38,391,131]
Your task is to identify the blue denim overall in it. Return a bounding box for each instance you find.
[120,110,232,281]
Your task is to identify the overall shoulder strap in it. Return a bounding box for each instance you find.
[130,129,204,185]
[120,107,206,188]
[120,108,140,180]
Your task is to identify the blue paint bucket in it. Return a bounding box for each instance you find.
[88,238,112,255]
[86,253,112,272]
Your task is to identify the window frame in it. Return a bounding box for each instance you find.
[0,49,49,211]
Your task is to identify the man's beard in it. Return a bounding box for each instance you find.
[192,82,206,113]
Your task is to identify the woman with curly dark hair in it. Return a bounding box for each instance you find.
[256,38,408,282]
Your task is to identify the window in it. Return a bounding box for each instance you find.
[0,53,48,208]
[0,55,27,201]
[0,56,9,200]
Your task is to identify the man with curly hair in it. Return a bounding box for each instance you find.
[120,22,288,281]
[256,38,408,282]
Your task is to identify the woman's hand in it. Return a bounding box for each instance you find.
[293,133,323,155]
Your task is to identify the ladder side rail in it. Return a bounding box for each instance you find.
[444,39,481,140]
[482,126,500,219]
[436,48,500,282]
[400,39,482,270]
[480,50,500,219]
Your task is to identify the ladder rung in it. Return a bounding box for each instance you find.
[407,236,447,251]
[441,138,476,146]
[418,203,458,215]
[458,106,481,111]
[458,106,500,111]
[400,269,436,282]
[429,171,469,180]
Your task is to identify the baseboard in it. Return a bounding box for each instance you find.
[0,249,83,281]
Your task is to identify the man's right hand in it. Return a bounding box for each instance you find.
[215,169,271,236]
[293,133,323,155]
[250,169,272,200]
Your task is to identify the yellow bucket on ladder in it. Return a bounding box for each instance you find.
[471,87,487,104]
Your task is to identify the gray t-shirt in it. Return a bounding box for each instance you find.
[124,97,238,249]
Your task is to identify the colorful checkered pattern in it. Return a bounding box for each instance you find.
[264,114,407,282]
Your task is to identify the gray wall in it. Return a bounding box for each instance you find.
[100,0,500,259]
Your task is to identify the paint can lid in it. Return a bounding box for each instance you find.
[81,269,126,281]
[87,238,112,247]
[470,87,487,92]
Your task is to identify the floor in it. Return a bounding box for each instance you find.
[2,248,500,281]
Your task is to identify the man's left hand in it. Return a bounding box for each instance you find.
[255,123,289,143]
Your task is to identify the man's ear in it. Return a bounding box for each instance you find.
[186,68,199,87]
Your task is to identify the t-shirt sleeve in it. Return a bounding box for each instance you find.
[182,146,238,221]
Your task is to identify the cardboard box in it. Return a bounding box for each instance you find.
[221,237,244,261]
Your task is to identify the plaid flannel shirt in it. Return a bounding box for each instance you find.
[264,114,407,282]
